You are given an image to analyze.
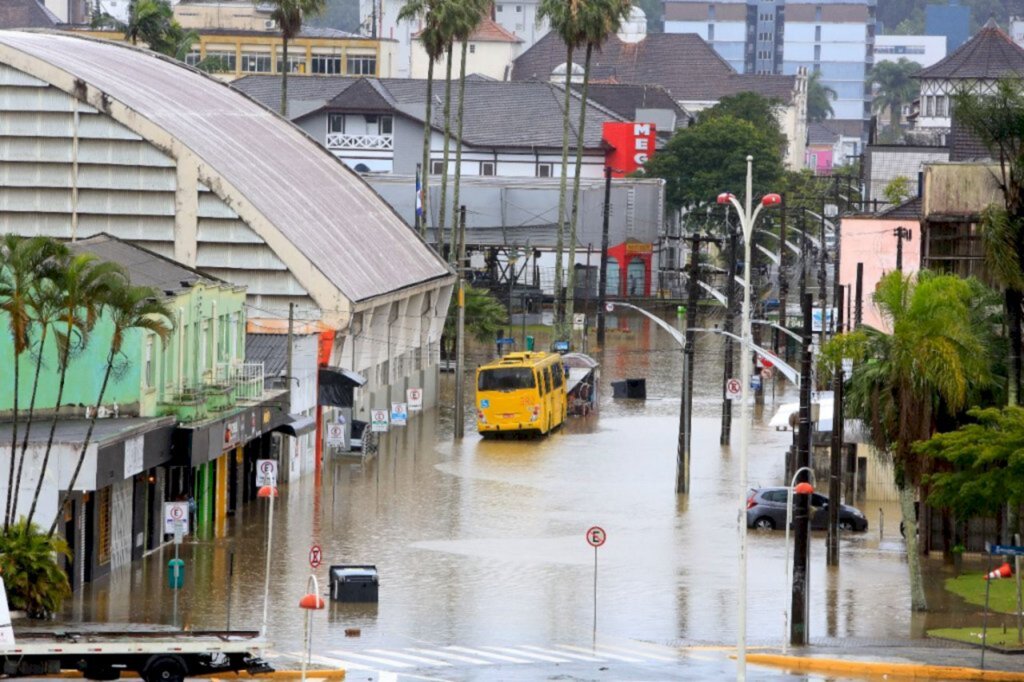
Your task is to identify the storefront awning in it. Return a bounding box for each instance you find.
[272,413,317,437]
[318,367,367,408]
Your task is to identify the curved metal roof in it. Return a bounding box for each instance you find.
[0,30,452,304]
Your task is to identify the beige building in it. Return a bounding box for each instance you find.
[410,17,521,81]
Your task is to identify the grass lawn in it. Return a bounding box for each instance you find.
[946,572,1024,614]
[929,627,1024,650]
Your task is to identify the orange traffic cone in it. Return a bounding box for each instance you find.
[985,562,1013,580]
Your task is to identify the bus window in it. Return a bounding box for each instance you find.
[538,369,548,395]
[544,366,554,394]
[551,364,563,389]
[478,368,536,391]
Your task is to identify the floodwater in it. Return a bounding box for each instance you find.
[60,310,985,660]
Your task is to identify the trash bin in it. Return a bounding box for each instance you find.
[526,335,535,351]
[611,378,646,399]
[329,565,379,603]
[167,559,184,589]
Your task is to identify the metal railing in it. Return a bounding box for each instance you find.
[326,133,394,150]
[215,362,265,401]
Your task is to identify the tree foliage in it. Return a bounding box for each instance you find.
[806,71,837,122]
[441,285,507,359]
[0,519,70,618]
[698,91,787,158]
[869,58,921,131]
[642,114,784,210]
[883,176,914,207]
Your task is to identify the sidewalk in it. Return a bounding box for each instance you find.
[745,638,1024,680]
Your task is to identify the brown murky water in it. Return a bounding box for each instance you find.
[60,311,982,656]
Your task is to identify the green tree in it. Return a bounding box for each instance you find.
[398,0,445,238]
[699,92,788,157]
[0,519,70,618]
[821,271,995,610]
[883,176,914,207]
[27,255,124,529]
[125,0,173,46]
[442,285,507,360]
[564,0,633,336]
[806,70,837,122]
[0,236,59,531]
[51,284,174,537]
[642,115,784,210]
[869,58,920,131]
[266,0,328,117]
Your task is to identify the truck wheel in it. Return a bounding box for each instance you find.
[83,665,119,681]
[143,655,187,682]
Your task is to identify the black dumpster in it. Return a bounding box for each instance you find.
[611,378,646,399]
[330,565,379,602]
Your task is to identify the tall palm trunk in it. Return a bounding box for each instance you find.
[5,352,20,530]
[280,34,290,117]
[12,325,49,521]
[1008,288,1022,407]
[438,42,455,263]
[553,43,573,336]
[899,482,928,610]
[450,39,468,265]
[27,320,73,528]
[565,43,593,329]
[50,346,114,538]
[421,59,435,238]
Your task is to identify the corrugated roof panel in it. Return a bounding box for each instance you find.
[0,110,70,136]
[78,164,175,191]
[0,31,452,303]
[77,138,175,167]
[0,186,69,212]
[197,218,262,244]
[0,86,74,111]
[0,160,70,187]
[0,137,72,162]
[196,242,287,270]
[78,215,174,241]
[77,188,174,216]
[0,63,46,86]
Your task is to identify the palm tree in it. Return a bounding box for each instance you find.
[538,0,589,335]
[449,2,488,260]
[0,235,59,530]
[869,58,920,130]
[0,518,70,618]
[806,70,838,122]
[266,0,327,117]
[12,242,70,523]
[26,255,124,529]
[564,0,632,328]
[50,284,174,537]
[398,0,446,238]
[823,271,993,610]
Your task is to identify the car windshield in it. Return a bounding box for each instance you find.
[478,368,535,391]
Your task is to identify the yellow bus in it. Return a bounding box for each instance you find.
[476,352,567,436]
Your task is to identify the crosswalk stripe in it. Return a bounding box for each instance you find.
[593,642,678,662]
[366,649,453,667]
[327,650,416,669]
[559,644,644,663]
[445,645,532,663]
[521,645,603,662]
[481,646,571,663]
[409,647,491,665]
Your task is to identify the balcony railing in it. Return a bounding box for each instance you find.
[326,133,394,150]
[216,362,265,401]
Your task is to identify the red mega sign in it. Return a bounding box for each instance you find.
[602,122,657,177]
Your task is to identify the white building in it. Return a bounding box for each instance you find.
[410,17,522,81]
[874,35,947,68]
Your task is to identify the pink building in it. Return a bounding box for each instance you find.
[838,199,921,332]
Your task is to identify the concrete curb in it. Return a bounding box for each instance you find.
[204,670,347,680]
[747,653,1024,680]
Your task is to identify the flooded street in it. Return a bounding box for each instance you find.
[60,311,981,676]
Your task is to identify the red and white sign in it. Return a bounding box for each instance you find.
[602,122,657,177]
[586,526,607,548]
[407,387,423,412]
[761,368,773,381]
[256,459,277,487]
[163,502,189,535]
[726,378,742,400]
[309,545,322,569]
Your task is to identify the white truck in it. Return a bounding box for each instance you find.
[0,578,272,682]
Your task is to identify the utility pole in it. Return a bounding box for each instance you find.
[791,292,813,646]
[893,226,912,272]
[827,287,845,566]
[818,210,828,350]
[854,262,863,328]
[778,195,789,360]
[678,232,701,494]
[454,206,467,440]
[596,166,612,347]
[720,228,737,445]
[414,163,422,234]
[286,302,296,472]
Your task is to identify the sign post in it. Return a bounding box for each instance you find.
[256,459,278,487]
[726,378,741,401]
[407,387,423,412]
[326,423,345,447]
[390,402,408,427]
[586,526,607,646]
[370,409,389,433]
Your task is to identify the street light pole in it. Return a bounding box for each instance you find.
[784,466,816,655]
[791,292,814,646]
[717,157,781,681]
[597,166,612,347]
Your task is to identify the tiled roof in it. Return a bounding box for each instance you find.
[469,17,522,43]
[949,115,992,161]
[576,83,686,124]
[245,333,288,380]
[325,77,397,112]
[807,121,839,146]
[916,19,1024,80]
[0,0,59,29]
[68,234,224,295]
[877,196,922,220]
[233,75,355,118]
[511,31,798,105]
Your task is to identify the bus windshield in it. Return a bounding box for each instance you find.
[478,367,536,391]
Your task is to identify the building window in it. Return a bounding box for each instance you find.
[497,3,503,10]
[430,160,445,175]
[936,95,947,117]
[708,4,715,19]
[815,5,822,20]
[380,115,393,134]
[469,44,476,54]
[205,50,237,73]
[328,113,344,134]
[199,321,208,377]
[516,4,522,11]
[184,50,201,67]
[537,163,552,177]
[925,95,934,117]
[277,54,305,74]
[144,335,154,389]
[346,55,377,75]
[813,45,821,61]
[480,161,496,176]
[707,24,714,40]
[241,52,272,73]
[312,55,342,74]
[814,25,821,41]
[97,487,111,566]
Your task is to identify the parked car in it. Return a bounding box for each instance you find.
[746,487,868,532]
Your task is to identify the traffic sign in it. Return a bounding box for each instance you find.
[407,387,423,412]
[371,409,389,432]
[988,544,1024,556]
[726,378,741,400]
[605,302,614,313]
[761,367,773,381]
[760,356,774,369]
[586,526,607,548]
[163,501,189,536]
[391,402,408,426]
[309,545,322,569]
[256,459,277,487]
[326,423,345,446]
[751,375,762,391]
